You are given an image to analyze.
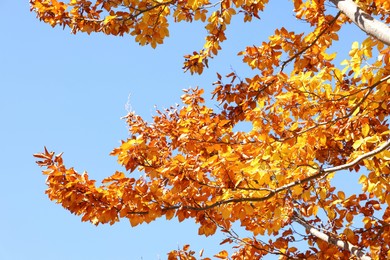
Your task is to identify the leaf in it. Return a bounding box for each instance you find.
[382,150,390,160]
[362,124,370,137]
[290,122,299,131]
[338,191,345,200]
[103,15,117,25]
[353,139,364,150]
[221,206,231,219]
[365,135,379,143]
[319,188,327,200]
[175,154,186,163]
[214,250,228,259]
[346,212,353,222]
[359,174,367,184]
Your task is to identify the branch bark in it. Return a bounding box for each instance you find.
[126,138,390,214]
[329,0,390,45]
[292,211,371,260]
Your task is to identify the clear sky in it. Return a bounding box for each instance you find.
[1,1,365,260]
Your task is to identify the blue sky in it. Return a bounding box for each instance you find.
[0,1,366,259]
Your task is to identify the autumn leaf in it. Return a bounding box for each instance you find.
[214,250,228,259]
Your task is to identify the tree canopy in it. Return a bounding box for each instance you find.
[32,0,390,259]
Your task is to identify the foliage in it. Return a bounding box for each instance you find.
[32,0,390,259]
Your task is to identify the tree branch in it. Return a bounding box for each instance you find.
[329,0,390,45]
[322,138,390,173]
[278,75,390,143]
[280,12,341,72]
[146,138,390,212]
[292,211,371,260]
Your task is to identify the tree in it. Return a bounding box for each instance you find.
[31,0,390,259]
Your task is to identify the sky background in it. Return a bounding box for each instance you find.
[1,1,365,260]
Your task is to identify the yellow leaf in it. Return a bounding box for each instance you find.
[353,139,364,150]
[323,52,336,60]
[320,135,326,146]
[382,150,390,160]
[362,124,370,137]
[218,119,230,127]
[351,41,359,51]
[103,15,117,25]
[352,106,360,116]
[175,154,186,163]
[302,190,311,202]
[340,59,349,66]
[312,205,318,216]
[292,185,303,196]
[365,135,379,143]
[367,181,376,192]
[359,174,367,184]
[290,122,298,131]
[319,188,327,200]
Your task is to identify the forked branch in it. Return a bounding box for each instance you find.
[292,211,371,260]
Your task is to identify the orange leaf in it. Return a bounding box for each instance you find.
[214,250,228,259]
